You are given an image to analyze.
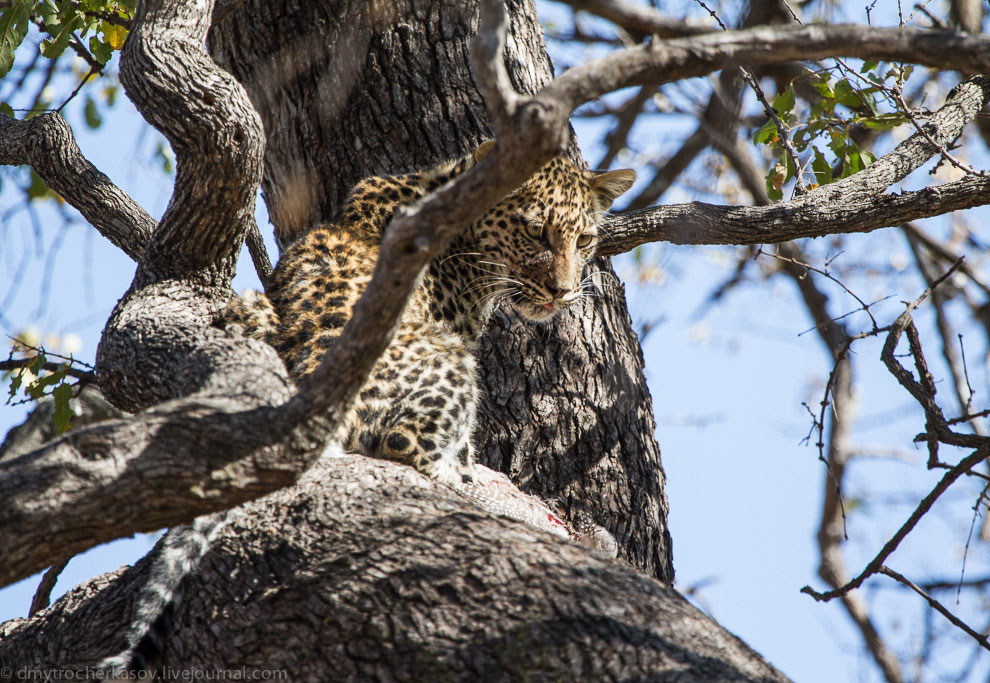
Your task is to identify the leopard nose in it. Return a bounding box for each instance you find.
[545,282,572,299]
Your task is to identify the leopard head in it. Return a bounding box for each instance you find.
[471,141,636,322]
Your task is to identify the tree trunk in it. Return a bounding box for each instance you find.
[208,0,672,583]
[0,2,797,678]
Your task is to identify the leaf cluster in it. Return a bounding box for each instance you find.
[1,0,133,80]
[3,337,91,433]
[753,64,920,199]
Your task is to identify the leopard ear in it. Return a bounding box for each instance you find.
[589,169,636,209]
[474,140,496,163]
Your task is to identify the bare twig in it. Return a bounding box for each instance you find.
[28,559,68,617]
[764,249,880,331]
[878,566,990,651]
[803,443,990,601]
[244,219,273,287]
[0,358,96,383]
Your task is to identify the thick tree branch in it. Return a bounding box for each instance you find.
[543,24,990,111]
[600,76,990,253]
[0,338,310,588]
[119,0,264,271]
[600,173,990,252]
[0,113,154,261]
[0,455,789,682]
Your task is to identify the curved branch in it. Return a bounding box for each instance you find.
[119,0,264,270]
[542,24,990,111]
[599,76,990,253]
[0,113,154,261]
[600,173,990,251]
[0,337,308,589]
[2,0,612,588]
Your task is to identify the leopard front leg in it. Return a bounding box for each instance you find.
[353,335,478,486]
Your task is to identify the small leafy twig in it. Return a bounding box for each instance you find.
[692,0,805,195]
[0,357,95,382]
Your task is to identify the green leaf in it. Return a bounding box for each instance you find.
[154,140,174,174]
[89,34,112,64]
[27,170,56,201]
[810,75,833,99]
[0,101,13,118]
[840,147,865,178]
[0,0,30,78]
[103,84,117,106]
[833,79,862,108]
[41,13,82,59]
[861,113,909,130]
[811,148,834,186]
[28,353,47,376]
[83,95,102,128]
[827,129,848,155]
[0,44,13,79]
[753,119,777,145]
[773,86,796,116]
[860,60,879,73]
[6,370,22,403]
[51,383,74,433]
[38,1,58,26]
[26,367,67,400]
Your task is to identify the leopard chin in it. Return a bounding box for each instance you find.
[512,297,567,322]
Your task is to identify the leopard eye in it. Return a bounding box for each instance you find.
[523,220,543,240]
[576,233,594,248]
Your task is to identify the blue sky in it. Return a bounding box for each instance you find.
[2,2,989,680]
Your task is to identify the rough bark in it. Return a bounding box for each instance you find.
[0,112,154,261]
[601,75,990,253]
[7,0,989,677]
[0,454,787,682]
[209,0,673,581]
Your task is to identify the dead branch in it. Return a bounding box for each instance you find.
[878,566,990,651]
[801,273,990,606]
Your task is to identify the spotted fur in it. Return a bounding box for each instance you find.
[231,143,635,486]
[96,147,631,673]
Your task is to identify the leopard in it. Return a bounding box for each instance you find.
[227,140,636,486]
[95,143,633,674]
